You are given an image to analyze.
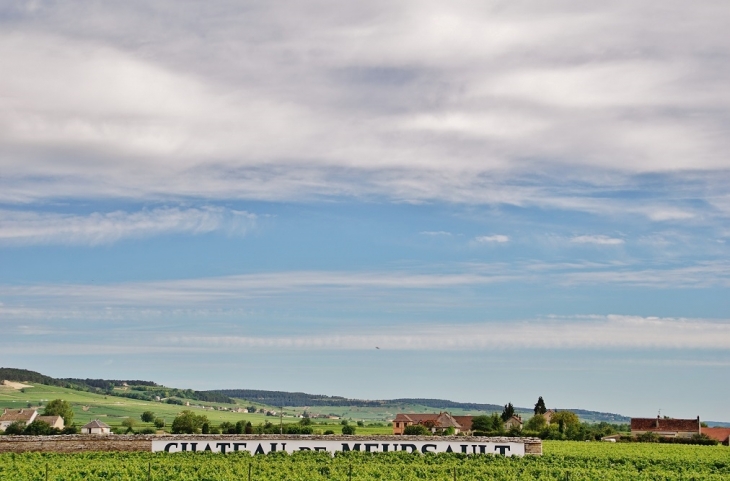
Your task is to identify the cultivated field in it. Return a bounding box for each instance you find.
[0,383,392,434]
[1,441,728,480]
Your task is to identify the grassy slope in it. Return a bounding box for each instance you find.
[0,384,392,434]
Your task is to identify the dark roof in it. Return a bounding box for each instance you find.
[82,420,110,429]
[631,417,699,432]
[701,427,730,443]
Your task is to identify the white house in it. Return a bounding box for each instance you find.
[0,408,38,432]
[81,419,111,434]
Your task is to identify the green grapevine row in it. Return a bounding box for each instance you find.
[1,441,728,480]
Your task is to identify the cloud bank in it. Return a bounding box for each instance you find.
[0,1,728,215]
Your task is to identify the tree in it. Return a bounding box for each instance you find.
[356,420,364,427]
[3,421,25,435]
[470,415,492,432]
[154,418,166,429]
[121,418,137,433]
[525,414,547,431]
[550,411,579,428]
[235,420,245,434]
[171,410,209,434]
[201,422,210,434]
[245,421,253,434]
[550,411,580,433]
[340,420,348,426]
[219,421,235,434]
[534,396,547,415]
[141,411,155,423]
[501,403,515,422]
[403,424,430,436]
[300,417,313,426]
[24,420,53,435]
[44,399,74,425]
[341,424,356,435]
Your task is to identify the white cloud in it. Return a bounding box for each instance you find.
[4,260,730,311]
[162,315,730,350]
[420,231,452,236]
[0,207,254,245]
[4,315,729,354]
[0,1,728,214]
[475,235,510,243]
[571,235,624,245]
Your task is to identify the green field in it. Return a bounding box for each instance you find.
[1,442,729,480]
[0,383,392,434]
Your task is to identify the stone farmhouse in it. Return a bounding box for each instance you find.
[630,416,701,438]
[392,412,522,435]
[0,409,64,432]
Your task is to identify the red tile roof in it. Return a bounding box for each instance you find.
[630,417,699,432]
[393,413,439,423]
[701,427,730,443]
[393,413,471,430]
[452,416,473,430]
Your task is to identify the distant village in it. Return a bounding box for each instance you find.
[2,404,728,445]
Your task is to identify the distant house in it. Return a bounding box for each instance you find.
[503,415,523,431]
[81,420,111,435]
[630,416,701,438]
[543,410,555,424]
[392,412,467,435]
[452,416,473,433]
[701,427,730,446]
[0,408,38,432]
[36,415,64,430]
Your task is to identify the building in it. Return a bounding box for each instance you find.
[630,416,701,438]
[36,415,64,430]
[0,408,38,432]
[392,412,468,435]
[81,420,111,435]
[503,415,523,431]
[701,427,730,446]
[543,410,555,424]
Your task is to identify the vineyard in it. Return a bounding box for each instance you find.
[1,441,728,480]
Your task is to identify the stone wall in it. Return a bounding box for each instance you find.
[0,434,541,455]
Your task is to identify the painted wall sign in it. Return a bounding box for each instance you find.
[151,439,526,456]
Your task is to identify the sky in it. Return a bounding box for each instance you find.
[1,0,730,421]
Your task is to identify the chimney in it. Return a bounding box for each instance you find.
[656,415,660,428]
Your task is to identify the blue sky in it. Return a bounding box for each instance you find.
[1,0,730,421]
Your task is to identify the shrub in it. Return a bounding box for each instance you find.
[403,424,430,436]
[23,420,54,435]
[171,411,209,434]
[141,411,155,423]
[219,422,235,434]
[341,425,356,435]
[62,425,79,435]
[4,421,26,435]
[324,430,335,435]
[154,418,165,429]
